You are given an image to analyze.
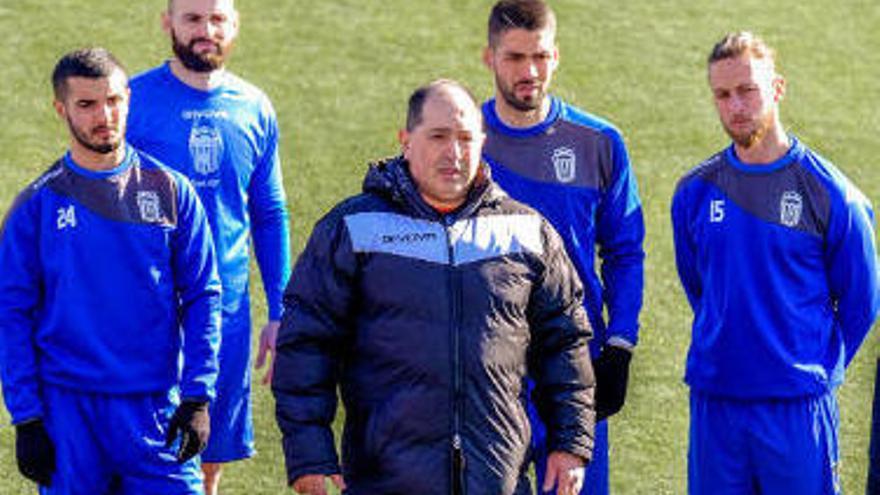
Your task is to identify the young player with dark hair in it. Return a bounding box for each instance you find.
[481,1,645,493]
[0,47,221,494]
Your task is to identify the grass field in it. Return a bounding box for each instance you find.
[1,0,878,493]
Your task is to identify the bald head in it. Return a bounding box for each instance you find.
[167,0,235,14]
[405,79,480,132]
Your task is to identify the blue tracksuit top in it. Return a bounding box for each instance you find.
[482,96,645,353]
[127,62,291,324]
[671,137,879,398]
[0,147,222,424]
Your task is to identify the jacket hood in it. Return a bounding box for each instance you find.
[362,155,502,219]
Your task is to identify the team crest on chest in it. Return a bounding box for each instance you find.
[188,122,224,175]
[551,146,577,183]
[779,191,803,227]
[137,190,162,223]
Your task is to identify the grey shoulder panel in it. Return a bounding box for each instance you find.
[698,158,830,236]
[47,159,178,227]
[484,120,611,190]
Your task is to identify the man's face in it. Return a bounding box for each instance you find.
[709,54,785,149]
[399,87,486,211]
[484,27,559,112]
[163,0,238,72]
[54,69,129,155]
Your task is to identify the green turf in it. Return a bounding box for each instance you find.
[0,0,878,493]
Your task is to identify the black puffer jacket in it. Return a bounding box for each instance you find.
[274,157,595,494]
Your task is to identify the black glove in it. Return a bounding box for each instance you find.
[15,420,55,487]
[164,401,210,463]
[593,345,632,421]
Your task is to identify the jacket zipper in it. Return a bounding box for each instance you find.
[444,215,465,495]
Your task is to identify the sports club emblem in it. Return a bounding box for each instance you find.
[779,191,803,227]
[188,122,224,175]
[136,191,162,223]
[551,146,577,183]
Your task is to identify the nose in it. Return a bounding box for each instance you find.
[96,104,112,124]
[446,139,465,162]
[522,60,538,79]
[729,94,746,112]
[204,20,218,39]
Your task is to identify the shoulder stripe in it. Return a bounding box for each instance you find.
[345,212,447,264]
[450,213,543,266]
[344,211,543,265]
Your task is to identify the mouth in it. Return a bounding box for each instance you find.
[728,117,752,128]
[191,39,219,53]
[514,81,539,95]
[436,167,463,179]
[92,126,117,140]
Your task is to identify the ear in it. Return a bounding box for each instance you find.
[161,10,172,35]
[551,45,560,70]
[53,99,66,120]
[230,9,241,38]
[482,46,494,70]
[398,129,410,157]
[772,74,786,103]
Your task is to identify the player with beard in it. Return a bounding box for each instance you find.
[480,1,645,493]
[672,32,879,494]
[126,1,291,493]
[0,47,221,494]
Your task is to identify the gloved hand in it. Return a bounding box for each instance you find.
[593,345,632,421]
[164,400,210,463]
[15,419,55,487]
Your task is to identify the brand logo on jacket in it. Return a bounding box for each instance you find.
[779,191,803,227]
[137,191,162,222]
[188,121,224,176]
[381,232,439,244]
[551,146,576,183]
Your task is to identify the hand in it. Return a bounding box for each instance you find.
[292,473,346,494]
[15,420,55,487]
[255,320,281,386]
[542,451,585,495]
[164,401,210,462]
[594,345,632,421]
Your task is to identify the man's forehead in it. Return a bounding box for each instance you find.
[710,55,775,85]
[171,0,235,14]
[496,27,556,51]
[66,71,128,96]
[420,91,481,128]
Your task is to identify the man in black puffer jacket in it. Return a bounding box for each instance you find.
[273,79,595,495]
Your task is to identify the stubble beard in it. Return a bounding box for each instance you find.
[68,117,121,155]
[725,113,772,150]
[497,75,544,113]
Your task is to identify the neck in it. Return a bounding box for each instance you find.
[168,58,226,91]
[69,143,126,171]
[734,121,790,165]
[493,94,551,129]
[422,194,464,214]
